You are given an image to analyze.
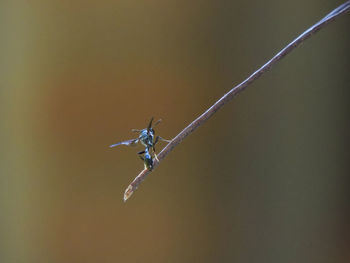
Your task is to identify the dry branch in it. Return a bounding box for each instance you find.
[123,1,350,202]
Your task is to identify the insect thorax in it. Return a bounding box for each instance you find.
[139,129,154,147]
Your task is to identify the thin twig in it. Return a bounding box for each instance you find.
[123,1,350,202]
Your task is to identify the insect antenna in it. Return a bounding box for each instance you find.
[153,119,162,127]
[147,117,154,135]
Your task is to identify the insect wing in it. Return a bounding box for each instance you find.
[109,138,138,148]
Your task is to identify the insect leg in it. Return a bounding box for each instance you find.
[154,153,159,162]
[158,136,171,142]
[153,136,160,152]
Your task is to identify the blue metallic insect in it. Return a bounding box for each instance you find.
[109,117,171,169]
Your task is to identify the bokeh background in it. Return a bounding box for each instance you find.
[2,0,349,262]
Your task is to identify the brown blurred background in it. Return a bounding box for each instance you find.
[2,0,349,262]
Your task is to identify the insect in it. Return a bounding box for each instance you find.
[109,117,171,164]
[137,147,154,170]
